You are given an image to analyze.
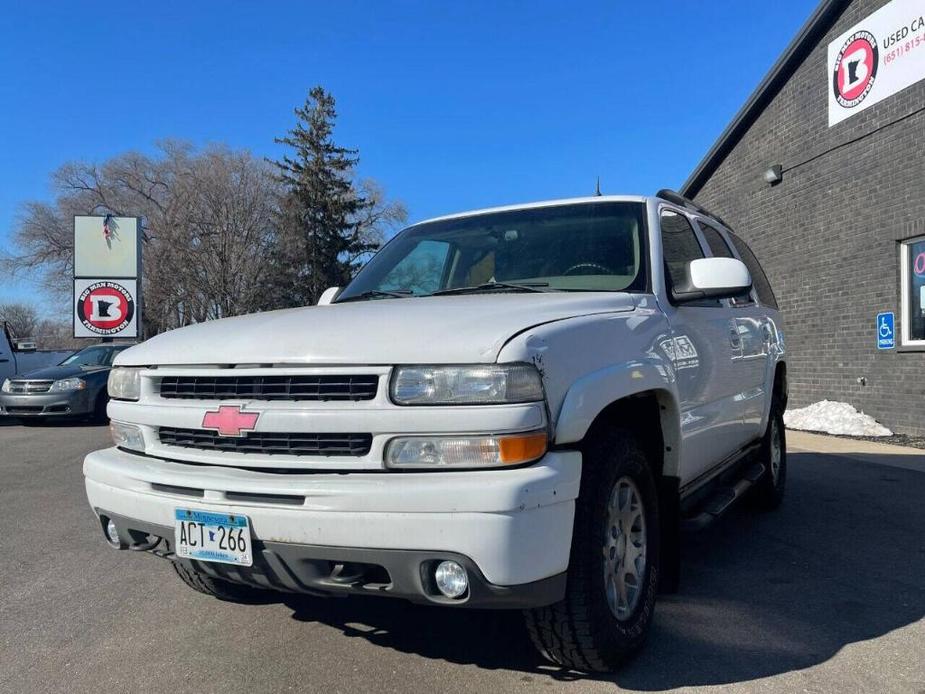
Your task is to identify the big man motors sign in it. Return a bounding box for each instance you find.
[73,216,142,339]
[828,0,925,126]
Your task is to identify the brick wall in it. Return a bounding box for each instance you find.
[692,0,925,435]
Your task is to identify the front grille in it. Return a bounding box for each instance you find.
[6,406,44,414]
[7,380,53,394]
[158,427,372,457]
[158,374,379,402]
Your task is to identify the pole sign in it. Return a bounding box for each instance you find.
[73,216,142,339]
[828,0,925,126]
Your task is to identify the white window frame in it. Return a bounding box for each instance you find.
[900,235,925,347]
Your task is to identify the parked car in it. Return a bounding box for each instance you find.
[1,343,132,422]
[84,191,786,671]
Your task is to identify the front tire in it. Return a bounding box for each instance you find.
[172,561,266,602]
[525,428,659,672]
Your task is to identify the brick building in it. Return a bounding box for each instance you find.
[683,0,925,435]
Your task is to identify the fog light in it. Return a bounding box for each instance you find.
[434,560,468,598]
[106,518,120,545]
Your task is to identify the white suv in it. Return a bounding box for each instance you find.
[85,190,787,671]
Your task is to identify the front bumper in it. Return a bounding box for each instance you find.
[0,390,93,417]
[100,512,566,608]
[84,446,582,608]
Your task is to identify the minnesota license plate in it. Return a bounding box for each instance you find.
[174,509,253,566]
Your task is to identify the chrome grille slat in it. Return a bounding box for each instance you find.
[158,427,372,457]
[158,374,378,401]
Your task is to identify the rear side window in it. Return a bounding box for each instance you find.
[660,209,704,289]
[697,222,734,258]
[727,232,778,309]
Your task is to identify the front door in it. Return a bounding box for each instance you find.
[695,220,771,442]
[658,208,746,485]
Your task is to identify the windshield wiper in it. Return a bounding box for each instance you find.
[430,281,550,296]
[337,289,414,303]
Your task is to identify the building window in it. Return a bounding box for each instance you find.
[901,236,925,346]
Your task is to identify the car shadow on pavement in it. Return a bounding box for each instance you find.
[279,451,925,689]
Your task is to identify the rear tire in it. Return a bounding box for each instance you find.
[525,428,660,672]
[172,561,266,602]
[751,398,786,511]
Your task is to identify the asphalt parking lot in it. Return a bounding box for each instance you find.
[1,422,923,694]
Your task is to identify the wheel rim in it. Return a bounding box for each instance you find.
[603,476,647,621]
[770,418,782,484]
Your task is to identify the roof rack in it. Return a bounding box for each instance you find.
[655,189,730,229]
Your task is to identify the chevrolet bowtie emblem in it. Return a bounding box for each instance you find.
[201,405,260,437]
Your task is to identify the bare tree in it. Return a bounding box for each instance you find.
[6,138,407,336]
[350,178,408,265]
[6,143,275,334]
[0,302,39,338]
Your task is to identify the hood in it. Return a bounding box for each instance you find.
[117,293,638,366]
[13,364,109,380]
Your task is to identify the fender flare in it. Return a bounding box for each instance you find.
[553,360,682,478]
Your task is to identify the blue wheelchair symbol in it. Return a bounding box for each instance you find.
[877,312,895,350]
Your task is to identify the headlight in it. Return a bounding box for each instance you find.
[108,367,141,401]
[385,431,548,469]
[1,379,11,393]
[48,377,87,393]
[110,421,145,452]
[390,364,544,405]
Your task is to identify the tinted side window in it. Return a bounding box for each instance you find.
[660,210,704,290]
[727,232,778,309]
[698,222,734,258]
[699,222,755,306]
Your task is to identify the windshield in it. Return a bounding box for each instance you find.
[59,346,126,367]
[337,201,647,301]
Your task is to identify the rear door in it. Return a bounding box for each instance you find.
[658,207,746,484]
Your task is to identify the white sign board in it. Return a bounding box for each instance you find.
[828,0,925,126]
[73,279,139,338]
[74,216,140,277]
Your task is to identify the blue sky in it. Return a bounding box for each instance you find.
[0,0,818,307]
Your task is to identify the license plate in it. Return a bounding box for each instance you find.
[174,509,253,566]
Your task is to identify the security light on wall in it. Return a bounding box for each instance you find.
[763,165,783,185]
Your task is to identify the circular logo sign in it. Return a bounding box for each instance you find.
[832,30,878,108]
[76,281,135,335]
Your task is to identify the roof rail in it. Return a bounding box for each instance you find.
[655,189,730,229]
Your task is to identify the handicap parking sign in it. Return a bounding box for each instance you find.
[877,312,895,350]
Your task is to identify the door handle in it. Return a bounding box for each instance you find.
[729,327,742,349]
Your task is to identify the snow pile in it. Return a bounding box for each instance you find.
[784,400,892,437]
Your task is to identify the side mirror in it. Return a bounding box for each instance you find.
[317,287,341,306]
[672,257,751,303]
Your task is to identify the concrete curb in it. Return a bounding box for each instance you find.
[788,430,925,471]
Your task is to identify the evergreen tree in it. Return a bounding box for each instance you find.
[268,87,378,307]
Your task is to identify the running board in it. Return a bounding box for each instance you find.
[681,462,766,531]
